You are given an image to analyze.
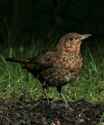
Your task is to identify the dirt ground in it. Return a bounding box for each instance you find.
[0,99,104,125]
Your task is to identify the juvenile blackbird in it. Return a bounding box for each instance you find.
[6,33,91,94]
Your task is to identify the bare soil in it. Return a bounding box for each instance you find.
[0,99,104,125]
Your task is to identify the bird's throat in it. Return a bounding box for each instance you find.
[62,46,81,55]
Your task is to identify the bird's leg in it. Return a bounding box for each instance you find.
[41,82,50,103]
[61,93,68,107]
[57,86,68,106]
[57,86,62,99]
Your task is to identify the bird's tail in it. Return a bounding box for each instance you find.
[6,58,29,64]
[6,58,39,75]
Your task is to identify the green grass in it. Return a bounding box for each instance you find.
[0,39,104,103]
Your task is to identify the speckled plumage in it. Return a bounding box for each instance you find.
[6,33,91,93]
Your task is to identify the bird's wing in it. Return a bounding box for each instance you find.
[5,50,57,75]
[36,51,57,67]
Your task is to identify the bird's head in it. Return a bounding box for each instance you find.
[57,33,91,54]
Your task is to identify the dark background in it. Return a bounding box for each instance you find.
[33,0,104,35]
[0,0,104,45]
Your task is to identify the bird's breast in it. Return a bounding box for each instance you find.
[54,53,83,72]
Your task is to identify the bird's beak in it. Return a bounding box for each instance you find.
[80,34,92,40]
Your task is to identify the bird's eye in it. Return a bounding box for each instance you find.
[70,38,73,41]
[75,37,78,40]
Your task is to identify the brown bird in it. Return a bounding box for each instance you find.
[6,33,91,95]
